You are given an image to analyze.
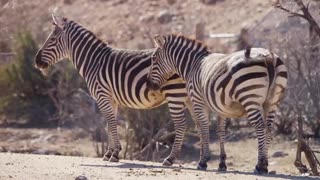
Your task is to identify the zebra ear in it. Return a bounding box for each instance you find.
[153,35,165,49]
[52,15,66,29]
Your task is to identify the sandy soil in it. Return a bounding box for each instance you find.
[1,127,319,179]
[0,152,317,180]
[0,1,319,179]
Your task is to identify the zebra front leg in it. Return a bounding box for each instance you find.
[103,104,120,161]
[98,99,121,162]
[162,101,187,166]
[246,108,268,174]
[193,105,210,170]
[186,99,210,169]
[217,116,227,171]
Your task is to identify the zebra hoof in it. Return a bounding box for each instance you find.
[162,158,173,166]
[109,156,119,162]
[102,151,112,161]
[197,162,207,171]
[254,165,268,174]
[218,162,227,171]
[102,155,109,161]
[109,152,119,162]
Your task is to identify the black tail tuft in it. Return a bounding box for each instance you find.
[244,46,251,59]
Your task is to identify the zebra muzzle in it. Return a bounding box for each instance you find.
[146,79,160,91]
[34,50,49,69]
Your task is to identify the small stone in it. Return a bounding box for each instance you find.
[139,14,154,23]
[226,162,233,166]
[167,0,176,5]
[200,0,217,5]
[75,175,88,180]
[269,170,276,174]
[272,151,288,158]
[63,0,73,5]
[157,10,173,24]
[137,43,147,50]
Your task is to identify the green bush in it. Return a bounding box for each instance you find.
[0,32,85,126]
[0,32,52,125]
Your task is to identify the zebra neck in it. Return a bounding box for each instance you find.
[67,30,111,80]
[171,49,208,82]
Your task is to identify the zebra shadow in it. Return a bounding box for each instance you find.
[80,162,315,180]
[80,161,194,170]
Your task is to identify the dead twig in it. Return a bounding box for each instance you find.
[294,114,319,176]
[274,0,320,38]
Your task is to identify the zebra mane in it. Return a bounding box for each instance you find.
[67,20,109,48]
[167,34,210,54]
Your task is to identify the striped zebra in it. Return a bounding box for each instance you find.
[146,34,288,174]
[34,16,198,167]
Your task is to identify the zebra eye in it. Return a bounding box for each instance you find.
[50,37,56,41]
[152,55,158,62]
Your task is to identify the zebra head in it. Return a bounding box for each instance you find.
[146,35,175,91]
[34,15,69,71]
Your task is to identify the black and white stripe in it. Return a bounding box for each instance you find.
[147,34,288,173]
[34,16,195,166]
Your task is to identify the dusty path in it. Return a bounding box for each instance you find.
[0,153,317,180]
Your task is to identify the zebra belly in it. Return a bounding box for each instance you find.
[214,102,246,119]
[204,85,246,119]
[113,89,166,109]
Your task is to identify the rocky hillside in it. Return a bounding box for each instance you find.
[0,0,273,53]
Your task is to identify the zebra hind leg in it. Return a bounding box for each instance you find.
[266,110,275,148]
[265,110,275,167]
[217,116,227,171]
[247,108,268,174]
[162,101,187,166]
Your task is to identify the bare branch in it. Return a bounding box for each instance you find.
[274,3,306,19]
[275,0,320,38]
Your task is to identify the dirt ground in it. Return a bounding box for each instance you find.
[0,128,319,179]
[1,0,319,179]
[0,152,318,180]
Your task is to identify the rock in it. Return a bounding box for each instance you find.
[63,0,73,5]
[157,10,173,24]
[272,151,289,158]
[137,43,147,50]
[226,162,233,166]
[139,14,154,23]
[111,0,128,6]
[269,170,277,174]
[75,175,88,180]
[200,0,218,5]
[167,0,176,5]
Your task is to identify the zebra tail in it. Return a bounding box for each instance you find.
[244,46,251,59]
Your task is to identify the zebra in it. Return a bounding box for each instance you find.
[33,15,213,168]
[146,34,288,174]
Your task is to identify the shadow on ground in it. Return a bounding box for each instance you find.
[80,161,317,180]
